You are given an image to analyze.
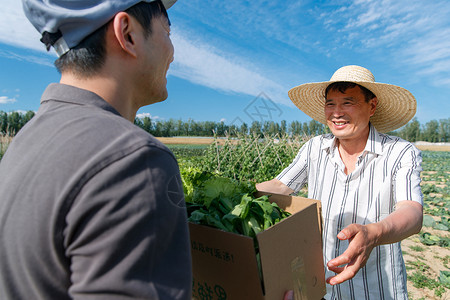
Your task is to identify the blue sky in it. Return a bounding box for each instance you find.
[1,0,450,128]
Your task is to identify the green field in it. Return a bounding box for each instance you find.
[405,151,450,299]
[2,136,449,299]
[170,140,450,300]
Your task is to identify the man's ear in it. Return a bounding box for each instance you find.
[112,12,138,58]
[369,97,378,117]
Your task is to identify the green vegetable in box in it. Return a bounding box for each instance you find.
[181,168,291,238]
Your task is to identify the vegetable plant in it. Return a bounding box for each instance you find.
[181,167,291,238]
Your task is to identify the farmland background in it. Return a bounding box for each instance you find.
[1,110,450,142]
[172,137,450,300]
[1,112,449,299]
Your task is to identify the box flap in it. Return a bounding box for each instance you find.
[255,192,317,213]
[256,196,326,300]
[189,222,265,300]
[256,192,323,239]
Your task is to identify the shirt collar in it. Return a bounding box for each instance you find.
[320,133,335,151]
[40,83,121,116]
[364,123,384,155]
[320,123,384,156]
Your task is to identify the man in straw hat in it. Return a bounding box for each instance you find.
[0,1,192,299]
[257,65,423,300]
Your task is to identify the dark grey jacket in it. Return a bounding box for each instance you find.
[0,84,192,299]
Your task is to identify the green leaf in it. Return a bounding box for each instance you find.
[433,223,449,231]
[231,195,252,219]
[188,210,207,224]
[204,213,230,232]
[423,215,436,227]
[439,270,450,286]
[181,170,292,238]
[247,217,263,237]
[419,232,440,245]
[222,213,241,232]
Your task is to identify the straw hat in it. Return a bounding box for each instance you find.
[288,65,416,133]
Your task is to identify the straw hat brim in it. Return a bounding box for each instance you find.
[288,80,416,133]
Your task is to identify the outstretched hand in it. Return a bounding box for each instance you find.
[326,223,379,285]
[326,201,423,286]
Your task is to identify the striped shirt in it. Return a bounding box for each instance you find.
[277,124,423,300]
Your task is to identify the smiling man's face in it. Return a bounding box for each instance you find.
[324,85,377,143]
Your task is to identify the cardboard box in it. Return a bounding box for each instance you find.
[189,192,326,300]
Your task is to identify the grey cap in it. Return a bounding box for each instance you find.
[22,0,177,57]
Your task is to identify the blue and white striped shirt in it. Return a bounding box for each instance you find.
[277,124,423,300]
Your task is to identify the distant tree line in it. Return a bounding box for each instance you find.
[133,116,330,137]
[389,117,450,143]
[133,116,450,142]
[1,110,449,143]
[0,111,35,135]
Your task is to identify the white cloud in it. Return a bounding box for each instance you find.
[136,112,151,118]
[0,0,291,106]
[136,112,163,120]
[136,113,152,119]
[0,96,17,104]
[322,0,450,87]
[170,30,290,105]
[0,0,47,53]
[0,49,54,67]
[9,110,30,115]
[0,0,55,68]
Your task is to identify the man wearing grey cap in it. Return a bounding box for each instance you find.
[0,1,191,299]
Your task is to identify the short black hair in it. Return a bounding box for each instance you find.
[325,82,376,102]
[54,0,169,76]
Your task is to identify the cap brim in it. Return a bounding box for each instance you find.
[162,0,177,9]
